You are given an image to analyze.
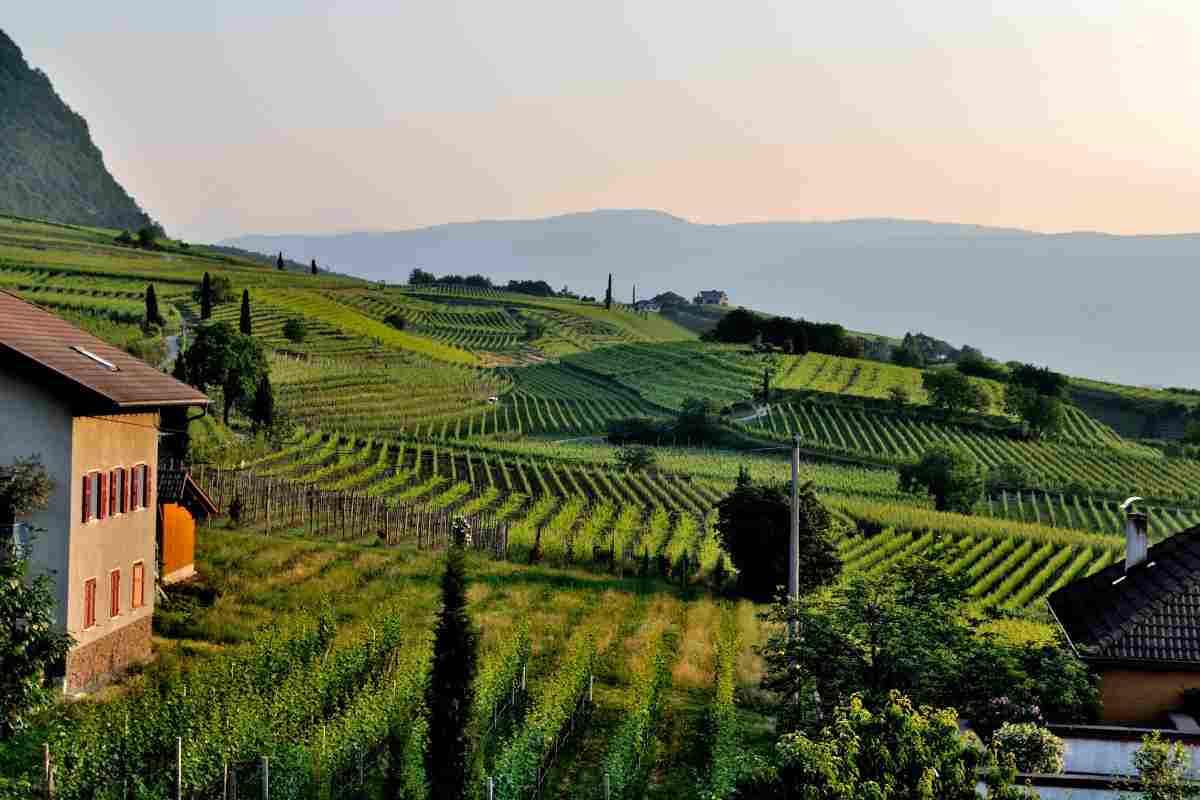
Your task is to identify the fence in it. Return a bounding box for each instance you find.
[186,464,509,557]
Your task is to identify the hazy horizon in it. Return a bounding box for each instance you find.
[9,3,1200,243]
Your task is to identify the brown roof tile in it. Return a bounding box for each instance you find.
[0,290,208,410]
[1048,525,1200,665]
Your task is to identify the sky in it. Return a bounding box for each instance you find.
[8,1,1200,244]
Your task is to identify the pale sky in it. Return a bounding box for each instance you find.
[9,1,1200,242]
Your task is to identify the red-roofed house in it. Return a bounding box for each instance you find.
[0,291,209,690]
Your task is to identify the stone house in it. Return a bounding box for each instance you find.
[0,291,209,690]
[1048,508,1200,724]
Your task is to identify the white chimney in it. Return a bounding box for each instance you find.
[1125,510,1149,571]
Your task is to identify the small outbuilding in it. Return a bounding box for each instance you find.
[156,469,218,584]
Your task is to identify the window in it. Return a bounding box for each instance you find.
[131,561,145,610]
[109,470,118,516]
[83,578,96,629]
[82,472,102,523]
[109,569,121,618]
[114,468,126,514]
[130,466,142,511]
[142,464,152,508]
[97,472,107,520]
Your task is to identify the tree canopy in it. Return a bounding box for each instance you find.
[922,369,989,415]
[714,474,841,602]
[899,444,983,513]
[183,322,268,425]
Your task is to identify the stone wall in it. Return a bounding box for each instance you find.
[64,615,152,692]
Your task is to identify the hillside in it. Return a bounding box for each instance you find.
[8,210,1200,796]
[223,209,1200,388]
[0,29,152,231]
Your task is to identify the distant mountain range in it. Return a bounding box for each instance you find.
[222,210,1200,388]
[0,29,152,231]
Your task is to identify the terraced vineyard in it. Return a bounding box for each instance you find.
[745,401,1200,503]
[565,342,763,409]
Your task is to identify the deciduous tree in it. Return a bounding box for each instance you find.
[899,444,983,513]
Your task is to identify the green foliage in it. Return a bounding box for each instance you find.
[143,283,163,328]
[892,343,926,368]
[676,397,724,444]
[184,321,268,425]
[992,723,1064,774]
[384,312,407,330]
[771,692,985,800]
[199,272,212,319]
[1005,384,1064,439]
[0,454,53,518]
[282,316,308,343]
[1009,363,1068,398]
[310,258,318,276]
[249,373,275,432]
[425,546,479,800]
[1126,732,1200,800]
[492,631,597,800]
[923,369,990,414]
[603,630,676,799]
[987,461,1034,493]
[958,351,1008,382]
[899,444,983,513]
[615,444,657,473]
[276,251,285,271]
[1,530,73,736]
[239,288,252,335]
[700,608,764,799]
[887,384,911,411]
[714,473,841,602]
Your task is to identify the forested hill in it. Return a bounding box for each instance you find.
[0,29,152,231]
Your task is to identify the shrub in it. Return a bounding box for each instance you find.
[282,317,308,343]
[615,444,656,472]
[992,723,1064,774]
[384,313,407,331]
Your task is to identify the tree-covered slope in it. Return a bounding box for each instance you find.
[0,29,152,231]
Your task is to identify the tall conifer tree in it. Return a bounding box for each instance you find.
[251,373,274,431]
[605,273,613,310]
[200,272,213,320]
[424,544,479,800]
[144,284,162,328]
[239,289,252,335]
[310,258,318,275]
[276,251,284,270]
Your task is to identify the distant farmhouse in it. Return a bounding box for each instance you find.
[693,290,729,306]
[1049,507,1200,725]
[632,300,661,313]
[0,291,209,691]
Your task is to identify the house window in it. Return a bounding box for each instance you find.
[109,569,121,618]
[130,466,142,511]
[83,577,96,629]
[113,468,126,514]
[109,470,118,516]
[97,471,107,520]
[82,472,102,523]
[141,464,152,508]
[131,561,144,610]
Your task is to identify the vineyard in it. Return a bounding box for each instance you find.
[10,210,1200,798]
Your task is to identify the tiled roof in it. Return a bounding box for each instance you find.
[0,291,208,411]
[1048,525,1200,664]
[158,469,218,515]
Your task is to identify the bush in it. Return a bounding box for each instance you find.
[282,317,308,343]
[384,313,407,331]
[992,723,1064,774]
[987,462,1034,493]
[615,444,656,472]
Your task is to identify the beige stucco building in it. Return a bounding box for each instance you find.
[0,291,208,690]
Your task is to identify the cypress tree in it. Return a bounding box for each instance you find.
[172,349,190,385]
[239,289,252,335]
[144,284,162,327]
[424,545,478,800]
[251,373,274,431]
[605,273,613,310]
[200,272,213,320]
[276,251,284,270]
[310,258,318,275]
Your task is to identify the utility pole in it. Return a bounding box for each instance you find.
[789,434,800,641]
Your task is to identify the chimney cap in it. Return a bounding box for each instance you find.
[1122,496,1144,512]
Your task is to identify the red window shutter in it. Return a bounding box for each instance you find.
[110,570,120,618]
[132,562,144,609]
[124,467,131,513]
[143,464,152,508]
[97,472,107,520]
[84,578,96,629]
[130,467,140,510]
[82,474,91,523]
[109,470,118,516]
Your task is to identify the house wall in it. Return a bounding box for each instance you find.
[159,502,196,583]
[1099,668,1200,724]
[0,366,74,622]
[66,412,159,689]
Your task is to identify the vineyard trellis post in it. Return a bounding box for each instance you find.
[176,736,183,800]
[43,743,51,800]
[788,434,800,642]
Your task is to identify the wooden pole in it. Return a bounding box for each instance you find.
[43,743,51,800]
[176,736,183,800]
[262,756,269,800]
